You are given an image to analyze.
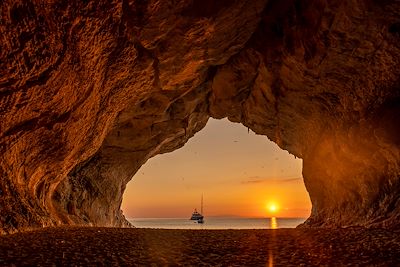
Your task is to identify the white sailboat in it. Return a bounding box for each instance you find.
[190,194,204,223]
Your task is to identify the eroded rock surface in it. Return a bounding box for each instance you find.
[1,0,400,233]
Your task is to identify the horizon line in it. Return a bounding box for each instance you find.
[127,216,308,220]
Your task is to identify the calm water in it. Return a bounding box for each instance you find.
[129,217,306,229]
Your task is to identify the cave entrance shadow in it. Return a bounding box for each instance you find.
[121,118,311,229]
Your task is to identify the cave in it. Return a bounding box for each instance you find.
[1,0,400,234]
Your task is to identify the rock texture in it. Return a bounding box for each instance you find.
[0,0,400,233]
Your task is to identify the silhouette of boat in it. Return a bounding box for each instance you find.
[190,195,204,223]
[190,209,203,220]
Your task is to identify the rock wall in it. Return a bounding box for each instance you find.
[211,0,400,227]
[0,0,399,233]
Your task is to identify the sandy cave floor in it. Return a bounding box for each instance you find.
[0,227,400,266]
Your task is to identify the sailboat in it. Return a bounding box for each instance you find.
[190,194,204,223]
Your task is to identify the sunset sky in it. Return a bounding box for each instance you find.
[121,118,311,219]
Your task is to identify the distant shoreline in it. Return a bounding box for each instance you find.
[128,217,306,230]
[128,216,308,219]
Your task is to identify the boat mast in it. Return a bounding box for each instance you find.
[201,194,203,215]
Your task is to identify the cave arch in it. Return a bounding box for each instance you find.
[1,0,400,233]
[120,118,310,221]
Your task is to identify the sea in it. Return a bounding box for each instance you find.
[128,217,306,229]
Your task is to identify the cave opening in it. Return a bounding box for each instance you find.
[121,118,311,229]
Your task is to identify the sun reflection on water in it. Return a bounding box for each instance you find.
[270,217,278,229]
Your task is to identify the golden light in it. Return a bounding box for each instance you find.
[266,202,279,214]
[269,204,277,212]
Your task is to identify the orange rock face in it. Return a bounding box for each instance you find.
[1,0,400,233]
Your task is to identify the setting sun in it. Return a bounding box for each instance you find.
[267,202,279,214]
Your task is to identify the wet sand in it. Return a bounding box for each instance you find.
[0,227,400,266]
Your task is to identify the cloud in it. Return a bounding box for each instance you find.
[241,179,264,184]
[247,175,262,179]
[279,177,302,183]
[241,176,302,185]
